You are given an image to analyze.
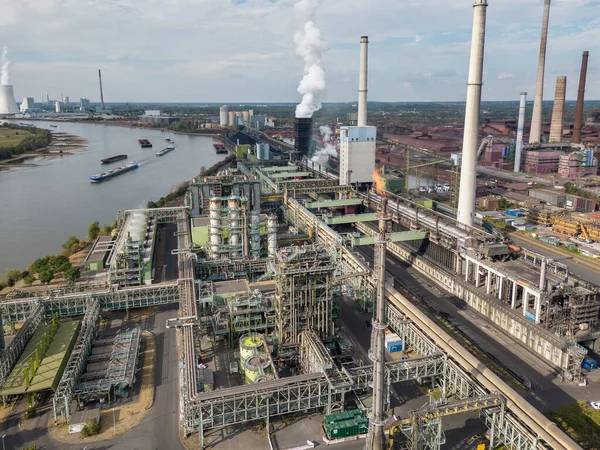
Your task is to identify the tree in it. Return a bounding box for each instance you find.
[29,256,50,274]
[49,255,71,273]
[4,269,24,286]
[65,267,81,283]
[497,198,512,210]
[39,270,54,285]
[88,221,101,241]
[23,274,36,286]
[62,236,80,256]
[81,419,101,437]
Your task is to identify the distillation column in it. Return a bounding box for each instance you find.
[366,198,389,450]
[267,215,278,257]
[357,36,369,127]
[209,198,222,259]
[456,0,488,227]
[529,0,551,144]
[514,92,527,172]
[228,196,242,260]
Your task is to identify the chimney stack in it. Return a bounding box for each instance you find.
[357,36,369,127]
[529,0,551,144]
[457,0,488,227]
[549,76,566,143]
[514,92,527,173]
[572,51,589,144]
[98,69,105,109]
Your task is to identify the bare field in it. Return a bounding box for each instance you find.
[0,128,33,147]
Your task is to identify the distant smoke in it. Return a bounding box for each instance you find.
[311,125,337,165]
[294,0,328,119]
[1,46,10,86]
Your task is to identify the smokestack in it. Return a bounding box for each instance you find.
[98,69,105,109]
[294,117,312,159]
[549,76,566,143]
[357,36,369,127]
[0,85,19,114]
[457,0,488,227]
[366,196,389,450]
[514,92,527,173]
[529,0,551,144]
[572,51,589,144]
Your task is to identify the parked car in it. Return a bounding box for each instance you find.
[589,401,600,410]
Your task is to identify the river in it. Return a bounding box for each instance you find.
[0,120,223,276]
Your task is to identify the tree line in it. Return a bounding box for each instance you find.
[0,123,53,160]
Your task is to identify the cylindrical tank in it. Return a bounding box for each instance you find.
[228,196,241,260]
[228,111,235,126]
[209,198,222,259]
[239,333,264,372]
[250,211,261,259]
[219,105,229,126]
[244,354,273,384]
[267,215,278,257]
[242,111,249,126]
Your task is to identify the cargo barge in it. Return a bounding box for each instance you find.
[138,139,152,148]
[213,141,227,154]
[156,144,175,157]
[90,161,139,183]
[101,154,128,164]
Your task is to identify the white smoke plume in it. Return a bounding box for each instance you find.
[311,125,337,165]
[1,46,10,86]
[294,0,328,118]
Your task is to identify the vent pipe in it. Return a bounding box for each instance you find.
[457,0,488,227]
[529,0,551,144]
[572,51,589,144]
[357,36,369,127]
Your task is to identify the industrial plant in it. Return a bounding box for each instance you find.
[1,1,600,450]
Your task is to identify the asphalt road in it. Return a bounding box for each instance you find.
[1,306,182,450]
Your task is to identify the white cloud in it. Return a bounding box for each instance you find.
[1,0,599,102]
[498,72,514,80]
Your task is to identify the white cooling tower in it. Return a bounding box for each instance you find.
[0,85,19,114]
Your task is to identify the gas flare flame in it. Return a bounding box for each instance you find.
[372,167,385,196]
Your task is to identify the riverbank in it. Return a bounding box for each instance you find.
[0,131,88,169]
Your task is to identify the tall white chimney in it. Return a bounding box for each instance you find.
[529,0,551,144]
[357,36,369,127]
[514,92,527,173]
[457,0,488,227]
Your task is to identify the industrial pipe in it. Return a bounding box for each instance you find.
[357,36,369,127]
[572,51,589,144]
[514,92,527,172]
[457,0,488,227]
[529,0,552,144]
[385,285,581,450]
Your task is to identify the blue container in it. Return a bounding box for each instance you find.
[524,311,536,322]
[386,340,404,353]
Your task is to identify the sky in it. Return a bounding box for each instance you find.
[1,0,599,103]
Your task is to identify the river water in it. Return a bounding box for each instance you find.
[0,121,222,276]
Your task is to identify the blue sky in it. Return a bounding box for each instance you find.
[1,0,599,103]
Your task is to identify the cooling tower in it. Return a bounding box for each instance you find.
[549,76,566,143]
[294,117,312,159]
[0,85,19,114]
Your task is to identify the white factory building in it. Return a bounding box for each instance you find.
[20,97,35,113]
[339,125,376,185]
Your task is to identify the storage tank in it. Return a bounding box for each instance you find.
[219,105,229,126]
[242,111,249,126]
[267,215,278,257]
[209,198,222,259]
[244,354,274,384]
[228,196,241,260]
[239,333,264,372]
[228,111,235,126]
[256,143,270,161]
